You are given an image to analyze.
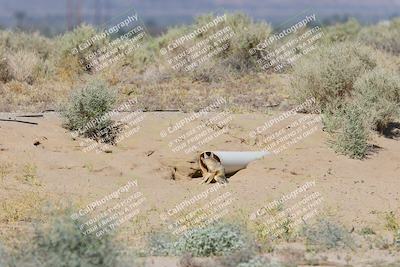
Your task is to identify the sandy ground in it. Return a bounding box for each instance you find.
[0,111,399,266]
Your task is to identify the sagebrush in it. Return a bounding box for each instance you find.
[353,68,400,132]
[290,41,377,112]
[149,223,251,257]
[10,214,125,267]
[331,104,369,159]
[61,80,117,139]
[301,218,354,250]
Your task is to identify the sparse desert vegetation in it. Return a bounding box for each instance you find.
[0,11,399,267]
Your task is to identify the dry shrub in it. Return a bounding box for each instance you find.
[0,30,54,59]
[55,24,106,80]
[358,18,400,55]
[354,68,400,131]
[1,81,33,111]
[11,212,129,267]
[138,13,271,81]
[7,50,41,84]
[0,80,71,112]
[290,42,377,112]
[0,47,12,83]
[211,13,271,72]
[323,18,361,43]
[15,163,41,186]
[1,81,33,110]
[0,30,55,82]
[6,80,28,94]
[0,162,12,182]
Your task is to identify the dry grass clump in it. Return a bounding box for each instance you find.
[0,30,55,83]
[0,30,54,59]
[0,192,44,223]
[0,80,70,112]
[6,50,42,84]
[15,163,41,186]
[384,212,399,232]
[0,162,12,182]
[0,47,12,83]
[55,24,107,80]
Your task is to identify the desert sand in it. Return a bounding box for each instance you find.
[1,111,399,266]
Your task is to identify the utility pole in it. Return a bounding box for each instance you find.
[66,0,73,30]
[66,0,83,30]
[94,0,102,25]
[76,0,82,26]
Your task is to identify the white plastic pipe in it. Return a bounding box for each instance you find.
[200,151,271,174]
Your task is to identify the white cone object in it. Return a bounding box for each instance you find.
[199,151,271,174]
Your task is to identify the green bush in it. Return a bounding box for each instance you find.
[176,223,249,257]
[358,18,400,55]
[290,42,377,112]
[61,80,117,139]
[301,219,354,250]
[149,223,251,257]
[148,231,176,256]
[354,68,400,131]
[0,243,9,267]
[331,104,369,159]
[12,214,124,267]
